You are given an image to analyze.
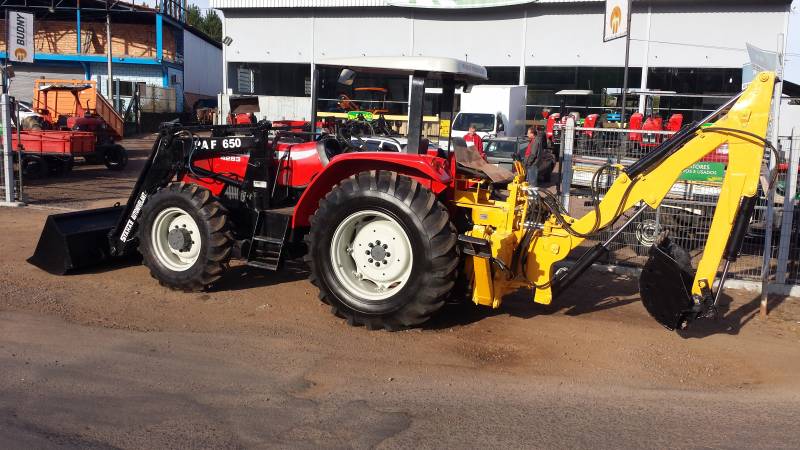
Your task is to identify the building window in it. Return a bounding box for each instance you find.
[229,63,308,96]
[237,68,253,94]
[116,80,134,97]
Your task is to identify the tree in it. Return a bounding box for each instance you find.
[185,3,221,43]
[186,4,203,29]
[201,10,222,42]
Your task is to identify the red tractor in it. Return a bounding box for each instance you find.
[545,90,600,157]
[626,90,684,158]
[33,79,128,170]
[30,57,488,330]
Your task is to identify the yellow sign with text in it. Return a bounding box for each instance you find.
[439,119,451,138]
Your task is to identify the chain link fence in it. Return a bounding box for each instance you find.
[561,124,800,286]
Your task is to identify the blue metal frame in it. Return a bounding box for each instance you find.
[76,9,82,53]
[156,14,164,62]
[0,52,161,65]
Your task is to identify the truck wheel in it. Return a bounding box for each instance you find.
[104,145,128,171]
[305,171,458,330]
[138,183,232,291]
[46,157,73,177]
[22,155,49,179]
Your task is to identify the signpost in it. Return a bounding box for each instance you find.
[679,162,726,183]
[7,11,35,64]
[603,0,633,124]
[2,10,35,205]
[2,10,34,205]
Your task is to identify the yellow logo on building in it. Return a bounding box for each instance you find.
[609,5,622,33]
[14,48,28,61]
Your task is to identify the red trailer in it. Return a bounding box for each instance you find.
[10,130,96,178]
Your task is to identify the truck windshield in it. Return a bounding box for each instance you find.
[453,113,494,132]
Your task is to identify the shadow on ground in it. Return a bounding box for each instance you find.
[211,259,310,292]
[678,293,787,339]
[424,273,641,330]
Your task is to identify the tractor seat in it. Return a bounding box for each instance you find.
[452,137,515,184]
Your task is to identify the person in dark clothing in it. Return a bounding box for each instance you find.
[521,126,545,185]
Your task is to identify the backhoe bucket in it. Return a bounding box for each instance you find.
[639,238,698,330]
[27,206,125,275]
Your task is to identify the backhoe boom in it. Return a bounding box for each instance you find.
[528,71,775,328]
[457,71,776,330]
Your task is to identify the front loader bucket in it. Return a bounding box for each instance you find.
[639,238,698,330]
[28,206,125,275]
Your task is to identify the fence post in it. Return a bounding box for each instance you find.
[776,133,798,284]
[1,93,15,204]
[560,117,575,211]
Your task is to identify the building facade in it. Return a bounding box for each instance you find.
[211,0,792,121]
[0,0,222,113]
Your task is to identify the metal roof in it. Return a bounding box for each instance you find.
[208,0,572,8]
[210,0,390,7]
[211,0,788,7]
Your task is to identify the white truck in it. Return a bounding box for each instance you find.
[451,85,527,141]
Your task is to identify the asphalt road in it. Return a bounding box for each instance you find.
[2,309,799,449]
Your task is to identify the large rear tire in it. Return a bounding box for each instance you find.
[305,171,458,330]
[138,182,232,291]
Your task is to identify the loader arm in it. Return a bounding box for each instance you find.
[524,72,775,328]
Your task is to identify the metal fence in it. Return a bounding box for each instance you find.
[561,124,800,286]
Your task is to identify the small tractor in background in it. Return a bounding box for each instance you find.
[29,57,781,333]
[337,87,391,115]
[626,90,684,158]
[545,90,601,158]
[30,79,128,172]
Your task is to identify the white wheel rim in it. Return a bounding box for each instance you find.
[330,210,413,302]
[636,219,659,247]
[151,207,202,272]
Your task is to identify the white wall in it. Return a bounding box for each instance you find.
[184,31,223,95]
[223,3,788,69]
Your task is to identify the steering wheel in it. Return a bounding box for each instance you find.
[336,119,374,151]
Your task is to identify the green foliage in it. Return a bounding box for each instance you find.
[185,4,222,42]
[202,10,222,42]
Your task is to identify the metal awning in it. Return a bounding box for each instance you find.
[555,90,593,96]
[316,56,487,82]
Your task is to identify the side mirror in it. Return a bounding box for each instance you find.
[337,68,356,86]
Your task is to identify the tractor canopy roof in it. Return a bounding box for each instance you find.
[317,56,487,82]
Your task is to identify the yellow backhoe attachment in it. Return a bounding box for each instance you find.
[455,71,777,330]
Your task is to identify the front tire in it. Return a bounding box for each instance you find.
[305,171,458,330]
[138,183,232,291]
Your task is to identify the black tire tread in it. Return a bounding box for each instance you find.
[304,170,458,331]
[139,182,232,291]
